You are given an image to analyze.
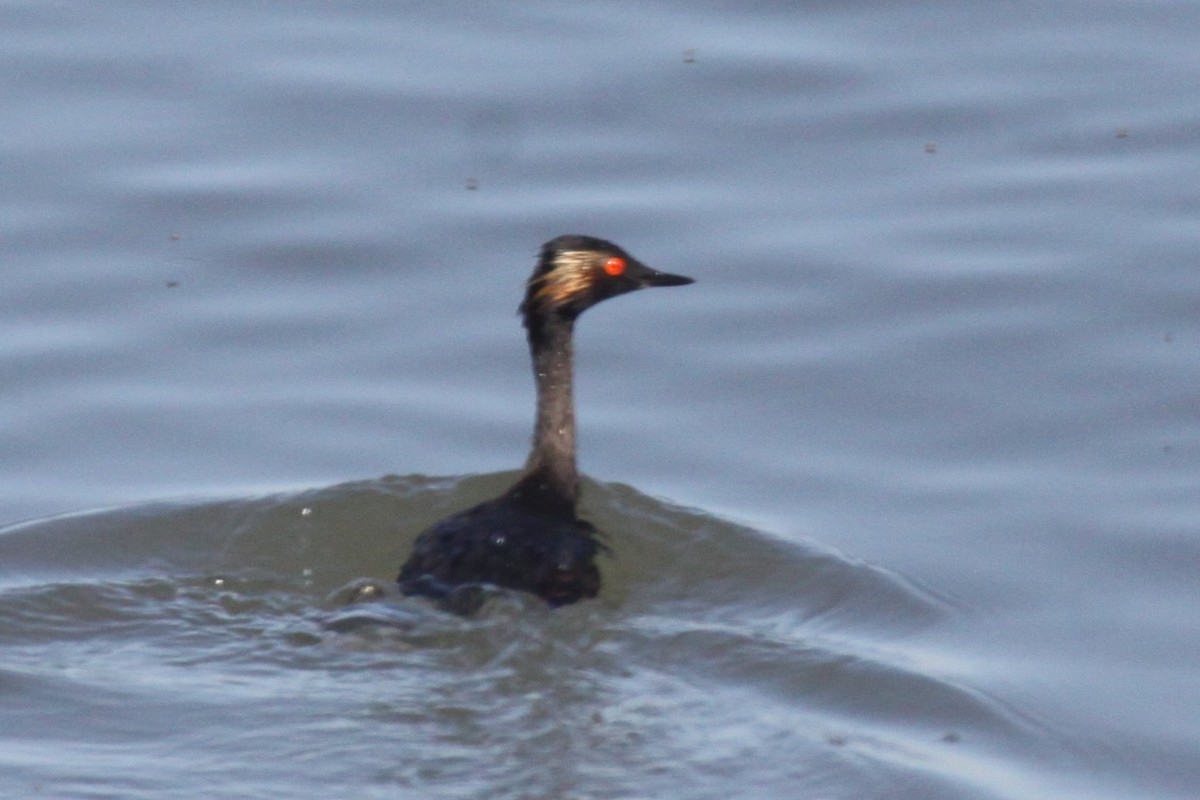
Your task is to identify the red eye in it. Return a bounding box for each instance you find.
[603,257,626,276]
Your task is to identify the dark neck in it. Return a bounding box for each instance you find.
[506,316,578,514]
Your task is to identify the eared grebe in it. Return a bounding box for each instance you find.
[397,235,693,609]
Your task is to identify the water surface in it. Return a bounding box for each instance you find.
[3,2,1199,798]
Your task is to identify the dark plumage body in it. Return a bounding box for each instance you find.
[397,235,693,608]
[398,494,601,608]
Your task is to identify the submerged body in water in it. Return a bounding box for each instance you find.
[397,235,693,608]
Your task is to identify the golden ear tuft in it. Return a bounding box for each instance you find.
[529,250,598,308]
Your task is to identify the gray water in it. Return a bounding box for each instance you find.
[2,2,1199,798]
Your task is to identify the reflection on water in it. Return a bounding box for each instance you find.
[1,477,1018,799]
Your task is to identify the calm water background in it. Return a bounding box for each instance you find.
[2,2,1198,798]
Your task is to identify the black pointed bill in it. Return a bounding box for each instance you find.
[637,267,695,288]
